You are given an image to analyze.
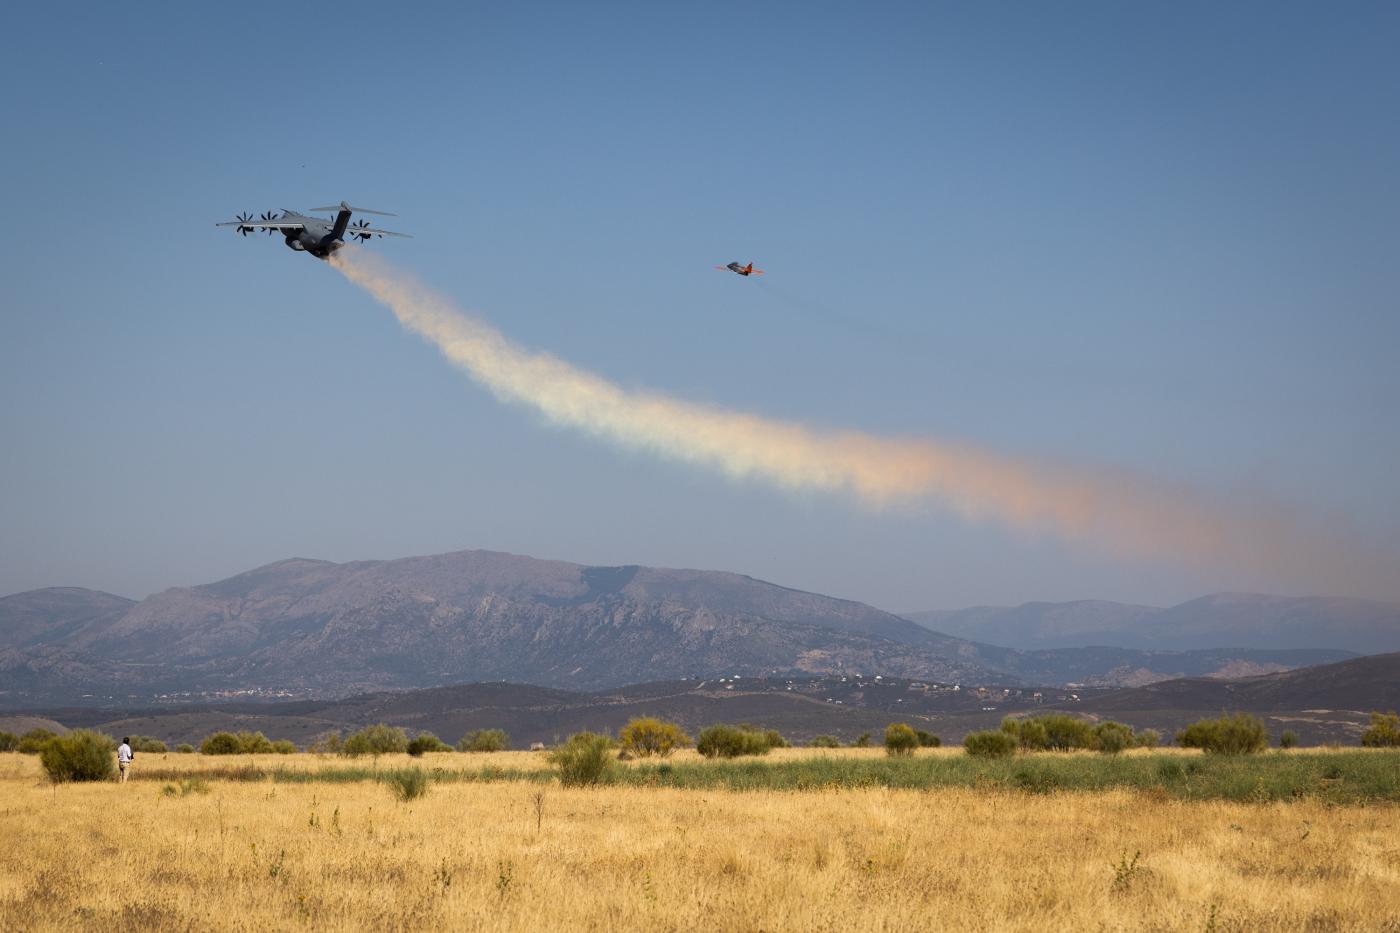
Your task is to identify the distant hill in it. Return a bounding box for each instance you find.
[0,587,134,649]
[1082,651,1400,713]
[906,593,1400,653]
[0,550,1365,708]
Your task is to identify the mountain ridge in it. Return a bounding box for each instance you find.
[0,550,1371,707]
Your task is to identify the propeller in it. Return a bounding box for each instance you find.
[349,219,375,242]
[234,212,254,236]
[260,210,279,235]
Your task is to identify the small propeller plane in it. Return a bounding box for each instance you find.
[717,261,763,277]
[217,201,410,260]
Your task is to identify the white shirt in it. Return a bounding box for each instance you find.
[117,743,133,764]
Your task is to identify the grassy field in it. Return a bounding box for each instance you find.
[3,750,1399,931]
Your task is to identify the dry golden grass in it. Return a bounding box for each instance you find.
[2,751,1398,932]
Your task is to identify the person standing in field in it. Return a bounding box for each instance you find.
[116,737,133,783]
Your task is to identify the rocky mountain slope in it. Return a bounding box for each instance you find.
[2,551,1000,704]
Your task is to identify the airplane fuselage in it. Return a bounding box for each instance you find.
[278,210,349,260]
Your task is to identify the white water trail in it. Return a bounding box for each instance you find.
[330,248,1392,594]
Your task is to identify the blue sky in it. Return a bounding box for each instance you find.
[2,1,1397,609]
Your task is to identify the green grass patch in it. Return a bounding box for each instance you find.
[128,751,1400,803]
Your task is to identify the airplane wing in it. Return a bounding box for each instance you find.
[350,227,412,238]
[215,220,306,230]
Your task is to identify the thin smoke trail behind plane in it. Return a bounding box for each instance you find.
[328,247,1388,590]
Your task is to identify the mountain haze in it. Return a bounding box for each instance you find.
[906,593,1400,654]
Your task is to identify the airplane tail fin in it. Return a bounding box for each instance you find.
[331,208,351,241]
[744,263,753,274]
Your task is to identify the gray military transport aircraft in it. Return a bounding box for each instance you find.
[217,201,410,260]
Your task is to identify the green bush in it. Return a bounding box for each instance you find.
[809,735,841,748]
[914,730,941,748]
[457,728,509,753]
[199,732,243,755]
[964,730,1017,758]
[235,731,274,754]
[271,739,298,754]
[1176,714,1269,755]
[17,728,58,754]
[0,732,17,752]
[200,731,276,755]
[1135,729,1161,748]
[763,729,789,749]
[386,767,430,801]
[130,735,168,754]
[618,717,690,758]
[1035,715,1096,750]
[548,732,618,786]
[343,724,409,757]
[1360,712,1400,748]
[175,743,196,754]
[40,730,116,783]
[853,733,873,748]
[884,723,919,757]
[1002,716,1046,750]
[1279,730,1299,749]
[1092,721,1136,755]
[696,724,775,759]
[406,733,451,756]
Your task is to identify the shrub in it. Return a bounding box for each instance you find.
[271,739,298,754]
[884,723,919,757]
[1003,717,1049,750]
[234,731,274,754]
[1279,730,1299,749]
[175,743,196,754]
[1176,714,1268,755]
[130,736,168,754]
[0,732,17,752]
[17,728,58,754]
[406,733,451,756]
[1042,715,1097,750]
[1360,712,1400,748]
[964,730,1016,758]
[696,724,774,759]
[199,732,243,755]
[343,724,408,758]
[386,768,430,801]
[548,732,617,786]
[457,729,509,753]
[853,733,872,748]
[809,735,841,748]
[763,729,789,749]
[914,730,941,748]
[1092,721,1136,755]
[618,717,690,758]
[40,730,116,783]
[1135,729,1161,749]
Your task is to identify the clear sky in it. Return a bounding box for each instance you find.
[2,1,1397,610]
